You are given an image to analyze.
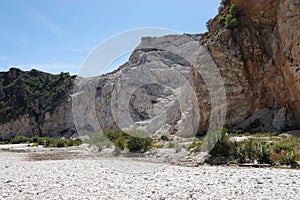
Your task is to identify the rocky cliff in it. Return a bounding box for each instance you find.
[0,68,76,140]
[1,0,299,139]
[203,0,300,132]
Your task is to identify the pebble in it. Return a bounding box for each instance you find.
[0,151,300,200]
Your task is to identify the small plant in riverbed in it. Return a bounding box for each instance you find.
[279,150,297,166]
[10,136,29,144]
[255,142,271,164]
[273,143,290,153]
[207,128,234,157]
[88,129,153,153]
[187,138,204,152]
[7,136,82,148]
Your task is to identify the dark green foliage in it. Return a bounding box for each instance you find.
[38,137,82,148]
[126,136,153,153]
[88,130,153,153]
[229,4,239,16]
[10,136,29,144]
[218,4,240,29]
[8,135,82,148]
[187,139,203,152]
[160,135,169,141]
[206,18,213,31]
[219,0,231,12]
[225,14,239,28]
[255,142,271,164]
[221,0,230,7]
[0,68,75,124]
[279,151,297,166]
[104,129,127,150]
[225,4,240,28]
[209,129,234,157]
[273,143,289,153]
[233,140,271,164]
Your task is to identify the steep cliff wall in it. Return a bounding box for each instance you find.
[201,0,300,132]
[1,0,299,139]
[0,68,76,140]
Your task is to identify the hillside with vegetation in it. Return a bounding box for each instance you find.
[0,68,76,140]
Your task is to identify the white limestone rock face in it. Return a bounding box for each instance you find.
[73,34,202,137]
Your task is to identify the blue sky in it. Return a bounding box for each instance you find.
[0,0,220,74]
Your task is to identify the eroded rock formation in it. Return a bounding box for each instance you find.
[1,0,299,139]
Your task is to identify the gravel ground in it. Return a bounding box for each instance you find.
[0,147,300,200]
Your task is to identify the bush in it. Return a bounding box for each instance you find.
[31,136,39,143]
[88,130,153,153]
[229,4,239,16]
[187,139,203,152]
[273,143,290,153]
[219,0,231,12]
[255,142,271,164]
[4,136,82,148]
[280,151,297,166]
[218,4,240,29]
[233,140,271,164]
[36,137,82,148]
[127,136,153,153]
[207,129,234,157]
[10,136,30,144]
[235,142,247,163]
[104,129,124,141]
[221,0,230,7]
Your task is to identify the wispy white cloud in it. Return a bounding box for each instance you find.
[23,5,63,36]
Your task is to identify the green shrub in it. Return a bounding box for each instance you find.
[53,140,65,148]
[218,3,240,29]
[10,136,30,144]
[187,139,203,152]
[31,142,39,147]
[255,142,271,164]
[88,130,152,152]
[221,0,230,7]
[115,137,126,150]
[72,138,83,146]
[127,136,153,153]
[273,143,290,153]
[232,140,271,164]
[235,142,247,163]
[280,150,297,166]
[38,137,54,146]
[225,14,239,28]
[229,4,239,16]
[4,136,82,148]
[104,129,124,141]
[219,0,231,12]
[35,137,82,148]
[31,136,39,143]
[208,129,234,157]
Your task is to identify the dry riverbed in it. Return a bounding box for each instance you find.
[0,144,300,200]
